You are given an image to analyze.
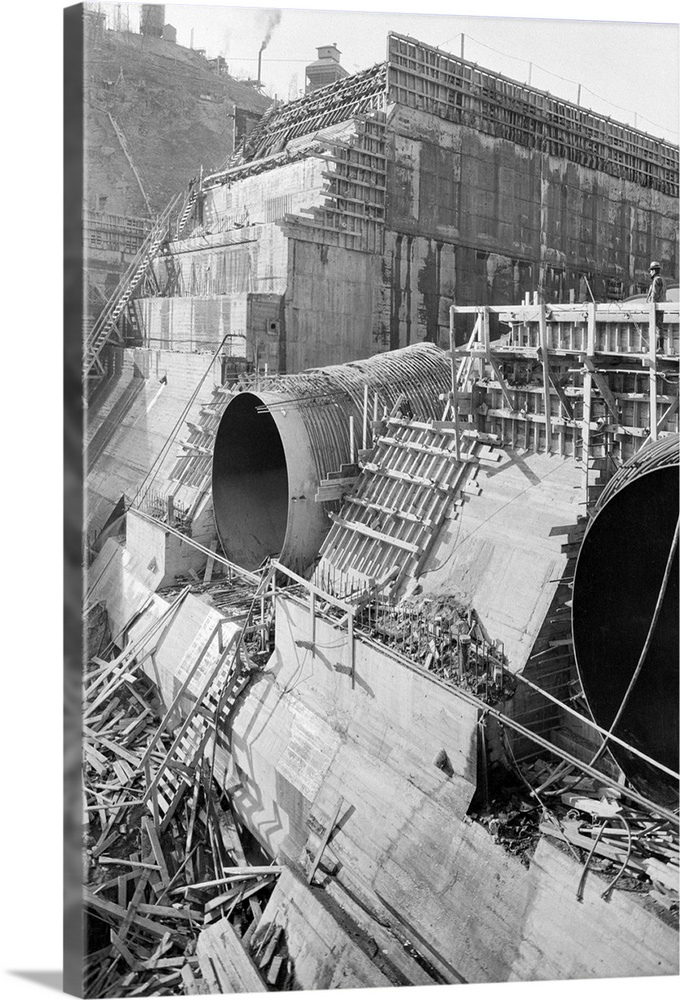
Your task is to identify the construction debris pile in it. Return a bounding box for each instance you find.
[82,603,289,997]
[468,756,679,912]
[475,757,679,914]
[354,596,515,705]
[532,763,679,917]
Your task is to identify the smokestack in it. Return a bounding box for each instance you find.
[256,10,281,87]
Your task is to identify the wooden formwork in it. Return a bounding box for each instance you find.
[314,414,505,600]
[451,302,679,511]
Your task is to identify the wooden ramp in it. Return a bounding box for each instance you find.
[314,416,497,599]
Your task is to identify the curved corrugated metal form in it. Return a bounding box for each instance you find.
[212,344,452,574]
[572,434,679,802]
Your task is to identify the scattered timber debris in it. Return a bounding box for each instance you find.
[83,605,286,997]
[354,596,515,705]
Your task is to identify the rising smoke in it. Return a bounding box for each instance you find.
[259,9,282,53]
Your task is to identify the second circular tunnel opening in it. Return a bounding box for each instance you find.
[212,392,289,571]
[572,465,679,801]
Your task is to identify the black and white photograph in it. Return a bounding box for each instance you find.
[17,1,680,997]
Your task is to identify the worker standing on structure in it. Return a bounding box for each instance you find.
[647,261,667,353]
[647,261,667,303]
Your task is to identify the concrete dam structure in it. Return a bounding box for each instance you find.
[128,33,678,375]
[81,23,680,999]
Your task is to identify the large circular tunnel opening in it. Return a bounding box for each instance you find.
[212,392,289,571]
[572,464,678,803]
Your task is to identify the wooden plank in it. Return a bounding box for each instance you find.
[328,513,421,553]
[136,902,202,921]
[110,931,140,972]
[84,884,175,939]
[203,540,218,583]
[99,857,161,871]
[308,798,344,885]
[656,397,679,433]
[197,917,267,993]
[487,354,515,411]
[83,728,142,767]
[582,357,619,421]
[267,955,285,986]
[180,963,200,995]
[203,877,274,914]
[173,867,283,892]
[136,622,225,773]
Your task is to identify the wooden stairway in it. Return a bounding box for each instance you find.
[138,622,251,832]
[84,191,183,381]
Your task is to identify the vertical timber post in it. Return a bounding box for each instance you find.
[582,302,596,507]
[348,611,355,689]
[449,305,461,461]
[649,301,658,441]
[538,303,552,453]
[310,589,316,654]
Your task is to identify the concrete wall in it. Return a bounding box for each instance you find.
[126,509,213,586]
[204,159,326,232]
[228,596,678,984]
[258,868,394,990]
[284,241,381,370]
[419,450,582,672]
[386,105,677,298]
[136,293,282,366]
[86,347,222,534]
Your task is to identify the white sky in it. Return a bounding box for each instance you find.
[97,1,680,142]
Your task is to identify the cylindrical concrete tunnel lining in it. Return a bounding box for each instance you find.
[212,344,453,575]
[572,436,679,803]
[212,392,290,571]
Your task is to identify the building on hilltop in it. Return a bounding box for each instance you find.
[131,33,678,378]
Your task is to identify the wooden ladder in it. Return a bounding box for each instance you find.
[85,191,182,380]
[138,623,249,832]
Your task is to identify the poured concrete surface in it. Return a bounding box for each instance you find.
[257,868,394,990]
[419,449,582,671]
[86,347,222,535]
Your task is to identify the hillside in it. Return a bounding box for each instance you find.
[84,28,272,216]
